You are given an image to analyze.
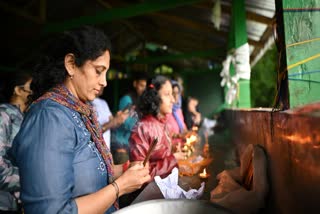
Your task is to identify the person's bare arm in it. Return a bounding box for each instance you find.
[101,111,129,132]
[75,163,150,214]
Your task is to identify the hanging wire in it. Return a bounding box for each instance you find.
[287,53,320,70]
[288,70,320,77]
[286,37,320,48]
[283,8,320,12]
[288,78,320,84]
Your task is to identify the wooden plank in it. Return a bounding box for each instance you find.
[127,49,225,64]
[225,109,320,213]
[44,0,205,33]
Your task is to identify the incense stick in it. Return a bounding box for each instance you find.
[143,137,159,166]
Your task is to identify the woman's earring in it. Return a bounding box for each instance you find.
[70,75,74,80]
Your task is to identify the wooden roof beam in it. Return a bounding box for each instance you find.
[250,25,274,62]
[44,0,205,33]
[96,0,145,41]
[127,49,225,64]
[140,27,225,52]
[0,1,45,24]
[151,12,263,50]
[150,12,226,39]
[248,39,264,48]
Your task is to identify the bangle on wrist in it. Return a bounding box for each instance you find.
[111,181,119,199]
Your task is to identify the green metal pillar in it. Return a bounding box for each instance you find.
[227,0,251,108]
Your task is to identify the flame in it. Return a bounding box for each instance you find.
[200,168,208,178]
[190,135,197,142]
[183,145,188,151]
[203,168,207,175]
[186,135,197,145]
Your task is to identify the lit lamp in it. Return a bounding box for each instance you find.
[185,139,191,147]
[183,135,197,158]
[182,145,189,152]
[187,149,192,158]
[188,135,197,144]
[199,168,210,181]
[192,126,198,132]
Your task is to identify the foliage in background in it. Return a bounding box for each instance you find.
[250,44,278,107]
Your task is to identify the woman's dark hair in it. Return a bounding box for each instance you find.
[0,72,32,103]
[31,26,112,100]
[139,75,169,117]
[171,80,180,92]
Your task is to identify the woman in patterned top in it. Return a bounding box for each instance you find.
[0,72,32,213]
[11,26,150,214]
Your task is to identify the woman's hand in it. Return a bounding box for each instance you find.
[115,162,150,196]
[193,111,201,125]
[101,110,130,132]
[113,110,129,127]
[75,162,149,213]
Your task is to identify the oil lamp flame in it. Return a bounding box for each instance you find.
[199,168,209,179]
[186,135,197,145]
[192,126,198,131]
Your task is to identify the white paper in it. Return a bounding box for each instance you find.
[154,168,205,199]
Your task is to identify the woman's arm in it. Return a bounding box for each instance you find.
[75,163,149,214]
[0,111,20,192]
[101,111,129,132]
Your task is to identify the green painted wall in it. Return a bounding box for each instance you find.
[282,0,320,108]
[182,70,224,118]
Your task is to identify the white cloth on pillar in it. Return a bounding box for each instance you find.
[220,43,251,105]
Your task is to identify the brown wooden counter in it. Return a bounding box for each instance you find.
[224,108,320,213]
